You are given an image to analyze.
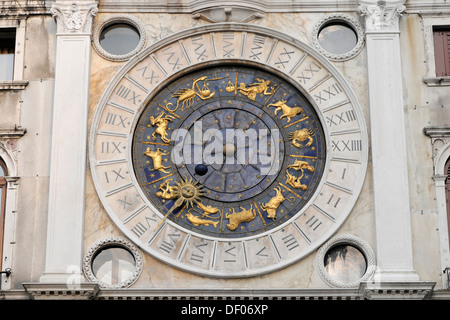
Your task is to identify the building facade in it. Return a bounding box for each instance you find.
[0,0,449,300]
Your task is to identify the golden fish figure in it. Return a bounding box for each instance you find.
[196,202,221,216]
[186,213,219,228]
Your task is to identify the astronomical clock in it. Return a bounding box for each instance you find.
[89,24,368,278]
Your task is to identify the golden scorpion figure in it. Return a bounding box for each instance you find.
[164,76,218,112]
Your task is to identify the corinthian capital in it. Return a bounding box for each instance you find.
[51,2,98,34]
[358,0,405,32]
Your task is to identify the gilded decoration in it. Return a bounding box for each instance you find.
[89,24,368,278]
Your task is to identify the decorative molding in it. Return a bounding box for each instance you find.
[423,77,450,87]
[23,283,99,300]
[83,237,143,289]
[191,6,265,23]
[92,14,147,61]
[358,0,405,32]
[311,13,365,61]
[96,288,363,300]
[316,234,376,288]
[0,127,27,139]
[51,1,98,34]
[359,281,435,300]
[0,80,29,91]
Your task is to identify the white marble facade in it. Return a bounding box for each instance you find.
[0,0,448,300]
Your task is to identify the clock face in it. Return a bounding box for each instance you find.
[90,25,368,278]
[132,65,326,239]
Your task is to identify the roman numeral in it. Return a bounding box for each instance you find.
[314,83,343,104]
[274,47,295,69]
[223,33,235,58]
[190,242,208,263]
[159,231,181,254]
[104,168,126,183]
[135,66,160,85]
[331,139,362,152]
[192,36,207,61]
[101,141,123,153]
[162,46,182,71]
[326,110,356,127]
[224,244,237,262]
[306,215,322,231]
[327,194,341,208]
[115,85,141,105]
[297,62,322,84]
[131,216,157,238]
[282,233,299,251]
[105,112,128,128]
[249,35,266,60]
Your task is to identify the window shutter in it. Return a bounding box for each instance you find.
[446,158,450,248]
[434,30,450,77]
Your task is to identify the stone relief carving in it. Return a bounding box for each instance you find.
[51,1,98,34]
[358,0,405,32]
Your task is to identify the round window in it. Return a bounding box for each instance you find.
[316,234,375,288]
[312,14,365,61]
[323,244,367,283]
[99,23,141,56]
[93,15,147,61]
[318,22,358,55]
[83,237,143,288]
[91,246,136,286]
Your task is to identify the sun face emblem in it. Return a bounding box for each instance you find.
[154,176,205,231]
[172,176,205,208]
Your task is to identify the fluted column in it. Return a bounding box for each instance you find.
[358,0,419,282]
[40,1,97,284]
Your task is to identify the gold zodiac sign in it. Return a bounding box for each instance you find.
[226,205,256,231]
[165,76,217,112]
[186,202,221,228]
[154,176,205,231]
[148,111,175,143]
[237,78,274,101]
[285,160,315,190]
[261,186,285,220]
[186,213,219,228]
[267,99,304,123]
[143,147,171,174]
[289,128,314,148]
[196,202,221,216]
[156,179,177,200]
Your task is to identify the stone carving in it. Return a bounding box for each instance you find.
[358,0,405,32]
[51,2,97,34]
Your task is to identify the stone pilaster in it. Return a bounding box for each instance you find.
[40,1,97,286]
[358,0,419,282]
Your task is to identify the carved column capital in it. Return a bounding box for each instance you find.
[51,1,98,34]
[358,0,406,32]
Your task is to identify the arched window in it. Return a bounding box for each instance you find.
[446,157,450,247]
[0,158,6,271]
